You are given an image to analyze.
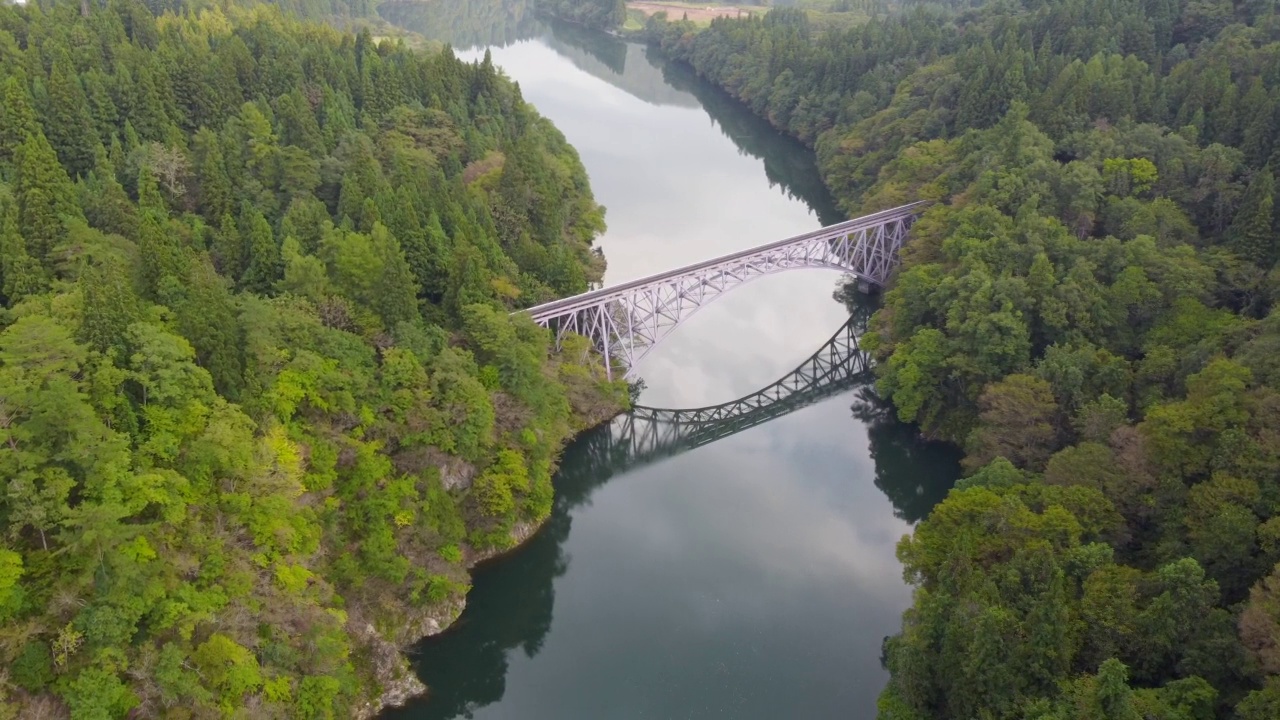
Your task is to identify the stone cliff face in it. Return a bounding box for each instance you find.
[351,515,551,718]
[353,401,624,718]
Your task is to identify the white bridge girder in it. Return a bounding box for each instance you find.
[521,202,927,379]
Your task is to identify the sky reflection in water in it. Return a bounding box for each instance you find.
[380,16,960,720]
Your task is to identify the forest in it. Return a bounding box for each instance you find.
[628,0,1280,718]
[0,0,627,717]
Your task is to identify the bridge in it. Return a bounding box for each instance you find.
[575,315,870,476]
[522,202,927,379]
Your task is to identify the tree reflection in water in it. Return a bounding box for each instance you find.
[851,383,962,524]
[381,315,959,719]
[369,11,958,718]
[379,416,608,719]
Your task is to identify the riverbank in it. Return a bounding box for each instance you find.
[624,11,880,217]
[357,397,626,718]
[623,3,1280,717]
[0,3,651,718]
[350,20,964,718]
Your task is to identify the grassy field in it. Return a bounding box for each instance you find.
[624,1,871,31]
[625,1,760,26]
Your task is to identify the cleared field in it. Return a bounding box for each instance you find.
[627,2,756,23]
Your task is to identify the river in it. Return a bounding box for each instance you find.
[375,5,961,718]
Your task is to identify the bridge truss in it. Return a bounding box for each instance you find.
[522,202,927,379]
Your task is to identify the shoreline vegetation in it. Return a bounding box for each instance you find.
[0,1,628,717]
[614,1,1280,717]
[350,400,623,718]
[19,0,1280,716]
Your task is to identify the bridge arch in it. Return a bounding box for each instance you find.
[521,202,926,379]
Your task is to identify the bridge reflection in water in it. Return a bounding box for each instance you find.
[578,314,870,476]
[386,315,960,720]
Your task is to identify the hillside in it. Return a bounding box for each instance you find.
[636,1,1280,717]
[0,1,625,717]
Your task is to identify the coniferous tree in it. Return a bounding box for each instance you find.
[336,134,386,230]
[0,188,45,304]
[13,130,82,262]
[276,88,324,155]
[0,75,39,166]
[1239,80,1273,168]
[172,258,244,399]
[192,128,233,222]
[233,101,278,191]
[280,195,332,254]
[127,62,172,142]
[275,145,321,202]
[212,211,244,280]
[378,186,422,249]
[237,203,281,294]
[278,234,330,301]
[80,150,138,238]
[1230,167,1277,268]
[78,253,141,357]
[1211,83,1241,147]
[370,223,421,328]
[135,167,186,299]
[81,68,119,145]
[415,212,453,301]
[43,57,100,178]
[445,239,492,318]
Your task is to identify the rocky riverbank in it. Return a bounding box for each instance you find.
[353,400,625,718]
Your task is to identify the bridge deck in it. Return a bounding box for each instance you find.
[522,201,930,320]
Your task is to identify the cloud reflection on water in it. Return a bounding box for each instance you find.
[381,22,958,720]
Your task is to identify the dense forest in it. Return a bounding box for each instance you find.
[0,0,626,717]
[631,1,1280,718]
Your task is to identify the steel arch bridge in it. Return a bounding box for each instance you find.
[575,315,870,476]
[521,202,927,379]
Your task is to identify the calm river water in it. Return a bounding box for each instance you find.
[377,5,961,718]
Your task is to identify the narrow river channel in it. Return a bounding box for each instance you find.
[376,5,961,718]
